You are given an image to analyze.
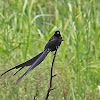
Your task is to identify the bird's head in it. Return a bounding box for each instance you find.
[54,30,63,41]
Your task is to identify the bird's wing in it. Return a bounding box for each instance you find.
[44,36,58,49]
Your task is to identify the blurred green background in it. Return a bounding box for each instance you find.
[0,0,100,100]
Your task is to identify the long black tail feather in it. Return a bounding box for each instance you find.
[13,67,24,76]
[16,49,50,84]
[1,52,43,76]
[1,67,17,76]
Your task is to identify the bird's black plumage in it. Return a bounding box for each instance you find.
[1,30,63,83]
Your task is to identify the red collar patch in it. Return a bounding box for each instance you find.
[59,36,62,38]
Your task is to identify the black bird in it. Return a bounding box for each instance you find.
[1,30,63,83]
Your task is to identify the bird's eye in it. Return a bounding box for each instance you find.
[55,31,60,36]
[57,32,60,34]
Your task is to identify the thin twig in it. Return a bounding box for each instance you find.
[45,50,57,100]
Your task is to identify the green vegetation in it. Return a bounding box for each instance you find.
[0,0,100,100]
